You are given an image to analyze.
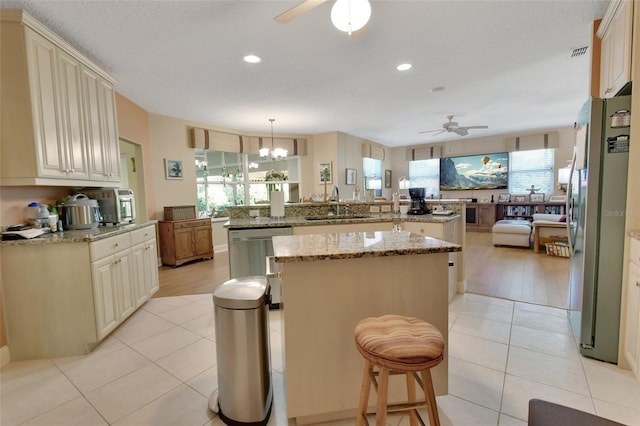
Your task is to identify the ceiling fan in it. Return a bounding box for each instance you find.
[419,115,488,137]
[274,0,371,35]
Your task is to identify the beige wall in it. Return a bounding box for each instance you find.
[115,94,155,221]
[388,126,575,201]
[147,113,313,218]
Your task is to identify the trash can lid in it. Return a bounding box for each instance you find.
[213,276,269,309]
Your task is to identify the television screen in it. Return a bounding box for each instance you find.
[440,153,508,190]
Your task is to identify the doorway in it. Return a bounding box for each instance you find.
[119,139,147,222]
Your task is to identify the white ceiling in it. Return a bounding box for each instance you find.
[3,1,608,148]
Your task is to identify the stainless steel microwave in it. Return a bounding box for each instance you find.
[82,188,136,224]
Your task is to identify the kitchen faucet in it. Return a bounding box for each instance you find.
[332,186,340,216]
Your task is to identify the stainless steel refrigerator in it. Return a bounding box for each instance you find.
[567,93,631,364]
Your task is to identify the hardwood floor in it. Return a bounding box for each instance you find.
[154,250,229,297]
[465,231,570,309]
[155,232,570,309]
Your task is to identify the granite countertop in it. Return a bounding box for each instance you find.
[0,221,157,246]
[272,230,461,263]
[225,213,461,229]
[629,230,640,241]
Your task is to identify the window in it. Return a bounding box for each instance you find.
[408,159,440,197]
[363,157,382,196]
[508,149,554,196]
[195,149,299,217]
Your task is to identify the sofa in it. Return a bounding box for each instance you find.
[532,213,568,253]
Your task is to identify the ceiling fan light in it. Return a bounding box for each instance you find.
[331,0,371,34]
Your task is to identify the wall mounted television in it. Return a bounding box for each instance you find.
[440,152,509,190]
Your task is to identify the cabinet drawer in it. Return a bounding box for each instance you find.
[90,233,130,261]
[631,237,640,268]
[130,225,156,246]
[173,219,210,230]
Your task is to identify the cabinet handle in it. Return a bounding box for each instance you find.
[605,87,613,94]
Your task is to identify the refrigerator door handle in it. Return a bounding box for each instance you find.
[566,149,577,254]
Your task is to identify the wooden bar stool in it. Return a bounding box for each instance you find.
[354,314,445,426]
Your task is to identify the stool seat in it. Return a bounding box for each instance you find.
[355,314,444,371]
[354,314,445,426]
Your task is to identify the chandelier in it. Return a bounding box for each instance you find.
[259,118,288,160]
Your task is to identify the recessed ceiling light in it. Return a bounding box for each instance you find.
[396,63,412,71]
[243,54,261,63]
[430,86,445,92]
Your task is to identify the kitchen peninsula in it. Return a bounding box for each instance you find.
[271,230,461,424]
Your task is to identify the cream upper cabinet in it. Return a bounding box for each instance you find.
[82,66,121,182]
[598,0,633,98]
[0,9,119,186]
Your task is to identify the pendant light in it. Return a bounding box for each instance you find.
[331,0,371,35]
[259,119,288,160]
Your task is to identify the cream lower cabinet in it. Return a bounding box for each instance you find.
[623,238,640,378]
[130,226,160,307]
[90,233,136,340]
[91,248,134,340]
[403,220,463,302]
[1,224,159,360]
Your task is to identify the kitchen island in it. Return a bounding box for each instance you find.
[272,230,461,424]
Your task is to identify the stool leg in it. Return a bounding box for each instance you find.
[376,367,389,426]
[357,359,372,426]
[420,369,440,426]
[406,372,419,426]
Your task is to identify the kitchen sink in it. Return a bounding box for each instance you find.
[304,215,372,221]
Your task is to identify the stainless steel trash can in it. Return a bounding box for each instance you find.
[209,276,273,425]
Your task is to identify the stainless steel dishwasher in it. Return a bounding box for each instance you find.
[228,226,293,307]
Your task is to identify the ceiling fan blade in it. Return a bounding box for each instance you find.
[459,125,488,130]
[274,0,327,23]
[418,129,442,134]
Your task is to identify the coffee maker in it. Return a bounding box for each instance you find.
[408,188,428,215]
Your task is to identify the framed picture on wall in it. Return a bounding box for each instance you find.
[165,159,183,180]
[345,168,357,185]
[319,162,332,184]
[384,170,392,188]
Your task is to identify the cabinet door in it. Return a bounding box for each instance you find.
[403,222,444,239]
[145,239,160,295]
[600,0,633,97]
[82,67,120,182]
[174,228,195,260]
[114,250,135,321]
[130,243,150,307]
[56,49,89,180]
[25,29,67,179]
[91,256,119,340]
[624,262,640,376]
[193,226,213,256]
[99,79,121,181]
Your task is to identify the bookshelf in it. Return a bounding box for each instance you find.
[496,202,566,221]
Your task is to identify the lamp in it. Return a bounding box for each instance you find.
[398,176,409,190]
[331,0,371,35]
[260,118,288,160]
[557,167,571,192]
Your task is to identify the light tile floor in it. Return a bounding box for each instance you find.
[1,293,639,426]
